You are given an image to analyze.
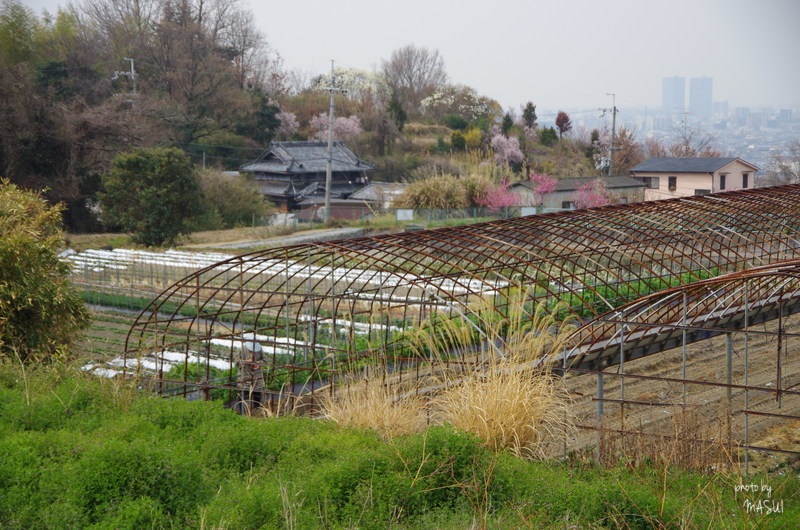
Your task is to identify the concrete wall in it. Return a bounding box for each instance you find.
[516,186,645,209]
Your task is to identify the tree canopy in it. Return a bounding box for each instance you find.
[555,111,573,139]
[100,147,201,247]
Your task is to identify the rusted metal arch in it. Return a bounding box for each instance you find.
[124,185,800,399]
[565,259,800,371]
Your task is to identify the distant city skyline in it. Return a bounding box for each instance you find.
[20,0,800,112]
[662,76,686,115]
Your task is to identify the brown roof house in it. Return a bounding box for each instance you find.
[511,176,646,211]
[240,141,373,212]
[629,157,759,200]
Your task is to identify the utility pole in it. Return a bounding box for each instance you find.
[599,93,618,176]
[322,60,346,224]
[682,111,690,156]
[606,93,617,176]
[113,57,138,107]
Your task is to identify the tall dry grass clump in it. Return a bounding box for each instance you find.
[320,289,579,458]
[320,369,425,438]
[427,294,578,458]
[436,361,573,459]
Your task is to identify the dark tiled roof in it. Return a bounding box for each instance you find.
[295,181,362,200]
[513,176,645,192]
[240,141,374,174]
[254,182,293,197]
[630,157,758,173]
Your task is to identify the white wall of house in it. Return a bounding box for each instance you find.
[634,160,756,201]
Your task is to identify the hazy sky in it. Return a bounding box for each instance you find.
[23,0,800,112]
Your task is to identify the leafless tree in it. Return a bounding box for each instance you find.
[669,126,721,157]
[644,137,667,158]
[221,8,285,93]
[613,127,645,174]
[762,140,800,185]
[77,0,161,56]
[381,45,448,118]
[147,2,246,142]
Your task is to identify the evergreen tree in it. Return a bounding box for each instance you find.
[100,148,201,247]
[502,113,514,135]
[522,102,537,128]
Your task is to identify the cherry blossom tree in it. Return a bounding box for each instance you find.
[309,113,363,142]
[490,133,523,168]
[275,111,299,140]
[591,128,612,171]
[529,173,557,206]
[573,179,609,209]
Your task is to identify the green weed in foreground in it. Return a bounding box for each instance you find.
[0,363,797,528]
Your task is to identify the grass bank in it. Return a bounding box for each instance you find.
[0,363,797,528]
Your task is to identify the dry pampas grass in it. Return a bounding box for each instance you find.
[320,289,579,459]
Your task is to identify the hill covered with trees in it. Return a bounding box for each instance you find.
[0,0,631,235]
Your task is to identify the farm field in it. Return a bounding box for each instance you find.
[75,307,136,361]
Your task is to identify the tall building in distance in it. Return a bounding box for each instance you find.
[661,75,686,114]
[689,77,713,121]
[662,76,685,115]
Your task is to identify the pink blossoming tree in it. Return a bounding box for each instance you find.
[310,113,363,142]
[476,179,519,211]
[528,172,557,206]
[275,111,299,140]
[573,179,609,209]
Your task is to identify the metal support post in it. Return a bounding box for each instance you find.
[726,333,733,405]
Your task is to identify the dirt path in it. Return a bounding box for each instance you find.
[181,227,367,250]
[562,316,800,464]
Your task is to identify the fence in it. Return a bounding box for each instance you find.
[267,205,568,229]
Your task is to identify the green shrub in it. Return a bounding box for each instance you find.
[451,129,466,150]
[69,438,209,521]
[540,126,558,147]
[0,180,90,362]
[435,135,449,154]
[195,170,271,230]
[1,363,797,528]
[88,497,168,530]
[200,416,313,473]
[444,114,468,130]
[390,426,504,515]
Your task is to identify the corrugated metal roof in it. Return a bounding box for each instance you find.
[630,157,759,173]
[349,182,408,201]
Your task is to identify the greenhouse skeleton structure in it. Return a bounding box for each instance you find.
[124,184,800,465]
